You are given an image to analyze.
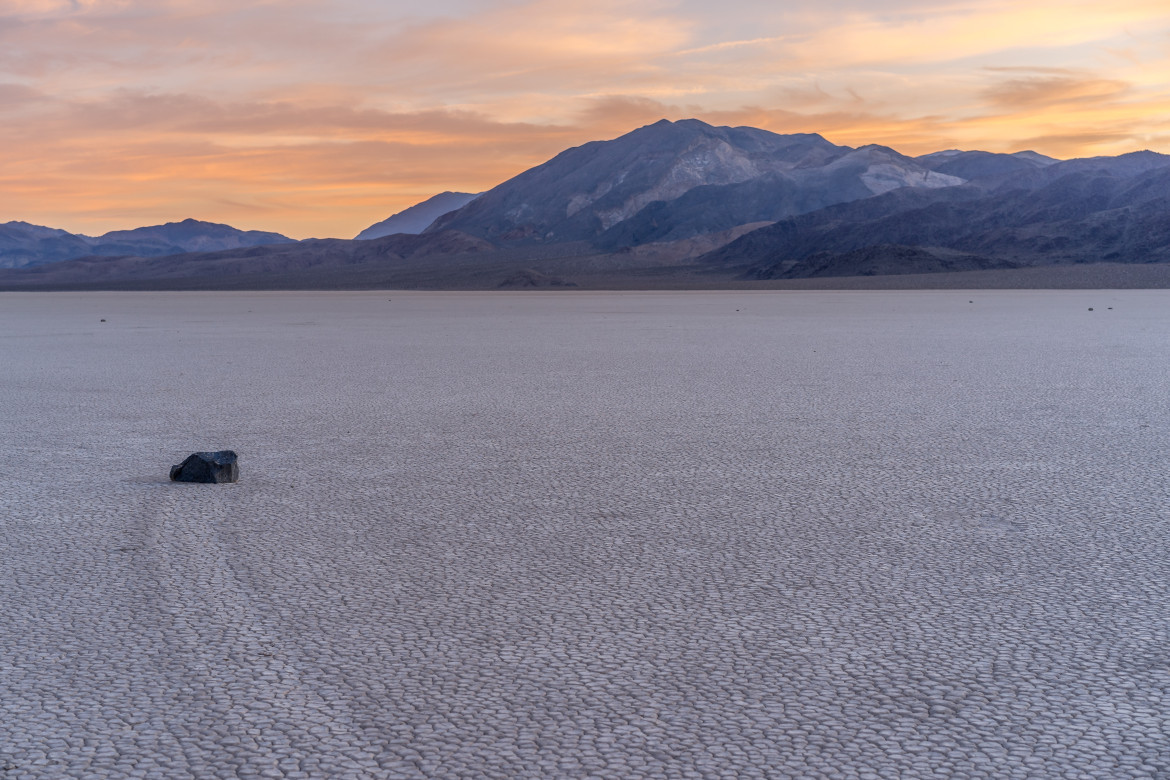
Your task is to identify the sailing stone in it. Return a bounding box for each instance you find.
[170,450,239,483]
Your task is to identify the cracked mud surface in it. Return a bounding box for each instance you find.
[2,290,1168,779]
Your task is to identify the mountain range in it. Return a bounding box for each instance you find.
[705,149,1170,278]
[4,119,1170,289]
[0,218,294,270]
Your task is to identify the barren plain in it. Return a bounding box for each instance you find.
[2,290,1168,779]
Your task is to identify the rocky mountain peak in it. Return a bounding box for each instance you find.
[428,119,848,243]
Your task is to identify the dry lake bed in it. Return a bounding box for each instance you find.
[2,290,1168,779]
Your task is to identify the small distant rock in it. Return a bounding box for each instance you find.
[1089,307,1094,311]
[170,450,239,483]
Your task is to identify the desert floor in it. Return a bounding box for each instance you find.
[2,291,1168,779]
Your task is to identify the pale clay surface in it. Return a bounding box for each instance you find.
[1,290,1168,780]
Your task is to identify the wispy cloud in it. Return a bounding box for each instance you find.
[672,35,788,57]
[983,73,1131,108]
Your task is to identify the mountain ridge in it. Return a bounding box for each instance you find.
[0,218,294,270]
[5,118,1170,288]
[699,156,1170,277]
[427,120,852,243]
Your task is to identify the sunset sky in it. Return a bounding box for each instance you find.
[2,0,1168,238]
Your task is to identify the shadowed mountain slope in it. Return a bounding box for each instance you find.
[701,156,1170,278]
[595,144,963,250]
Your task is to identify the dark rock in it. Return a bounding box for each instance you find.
[170,450,239,483]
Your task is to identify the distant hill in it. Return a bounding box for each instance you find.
[0,222,95,269]
[93,219,294,256]
[356,192,479,239]
[0,218,294,269]
[914,149,1057,181]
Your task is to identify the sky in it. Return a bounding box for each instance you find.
[1,0,1168,239]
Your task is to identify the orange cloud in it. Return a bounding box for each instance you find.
[983,73,1131,108]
